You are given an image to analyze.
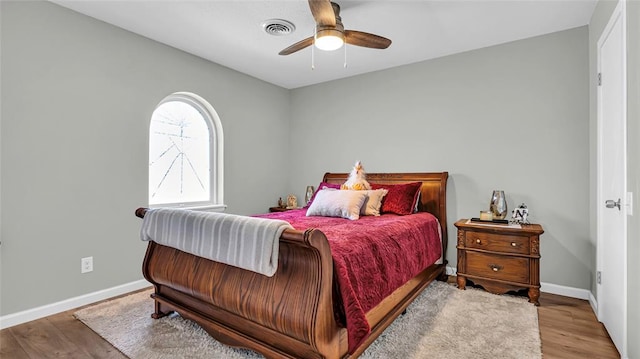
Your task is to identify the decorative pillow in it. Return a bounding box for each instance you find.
[360,189,389,216]
[371,182,422,215]
[304,182,341,208]
[306,189,368,220]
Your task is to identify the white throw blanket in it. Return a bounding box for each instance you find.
[140,208,293,277]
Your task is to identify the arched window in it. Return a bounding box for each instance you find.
[148,92,224,211]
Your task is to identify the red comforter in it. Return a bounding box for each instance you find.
[255,209,442,353]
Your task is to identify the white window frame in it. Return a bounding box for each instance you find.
[149,92,225,211]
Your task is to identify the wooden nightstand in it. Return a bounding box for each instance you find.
[455,219,544,305]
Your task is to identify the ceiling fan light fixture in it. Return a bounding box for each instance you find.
[314,29,344,51]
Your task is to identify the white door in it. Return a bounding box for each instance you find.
[597,1,627,357]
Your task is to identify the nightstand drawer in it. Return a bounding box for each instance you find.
[466,252,529,283]
[464,231,530,255]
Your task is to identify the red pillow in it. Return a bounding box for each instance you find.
[371,182,422,215]
[304,182,341,208]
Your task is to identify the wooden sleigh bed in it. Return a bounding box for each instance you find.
[135,172,449,359]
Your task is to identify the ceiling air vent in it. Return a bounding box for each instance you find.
[262,19,295,36]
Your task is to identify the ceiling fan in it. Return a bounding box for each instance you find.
[279,0,392,55]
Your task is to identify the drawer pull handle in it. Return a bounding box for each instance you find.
[489,264,503,272]
[511,242,517,247]
[476,239,481,244]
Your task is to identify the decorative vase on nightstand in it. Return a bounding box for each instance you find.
[304,185,315,206]
[489,190,508,219]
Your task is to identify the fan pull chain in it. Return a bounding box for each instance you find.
[344,43,347,68]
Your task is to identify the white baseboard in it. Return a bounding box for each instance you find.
[0,279,151,330]
[539,282,591,300]
[589,291,598,317]
[446,266,593,301]
[445,265,457,276]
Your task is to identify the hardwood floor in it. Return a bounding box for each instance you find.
[0,286,620,358]
[538,293,619,359]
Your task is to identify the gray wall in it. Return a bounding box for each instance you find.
[289,27,590,290]
[0,1,290,315]
[590,0,639,357]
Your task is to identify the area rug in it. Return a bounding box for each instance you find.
[74,281,541,359]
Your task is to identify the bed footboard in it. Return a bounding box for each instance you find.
[138,207,342,358]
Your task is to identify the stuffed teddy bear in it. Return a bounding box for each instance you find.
[341,161,371,191]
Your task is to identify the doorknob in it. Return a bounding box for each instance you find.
[605,198,621,210]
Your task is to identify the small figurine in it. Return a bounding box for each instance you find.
[278,197,285,208]
[341,161,371,191]
[287,194,298,209]
[510,203,530,224]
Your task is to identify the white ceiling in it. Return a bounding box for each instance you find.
[51,0,597,89]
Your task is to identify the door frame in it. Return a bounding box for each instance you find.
[596,0,627,357]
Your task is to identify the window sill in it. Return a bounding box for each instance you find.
[186,204,227,212]
[149,204,227,212]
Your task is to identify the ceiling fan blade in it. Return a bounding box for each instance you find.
[344,30,391,49]
[279,36,314,56]
[308,0,336,27]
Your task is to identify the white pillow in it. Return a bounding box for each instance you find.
[306,189,368,220]
[360,189,388,216]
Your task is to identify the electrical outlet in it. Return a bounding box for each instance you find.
[81,256,93,274]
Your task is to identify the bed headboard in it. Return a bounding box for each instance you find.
[322,172,449,256]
